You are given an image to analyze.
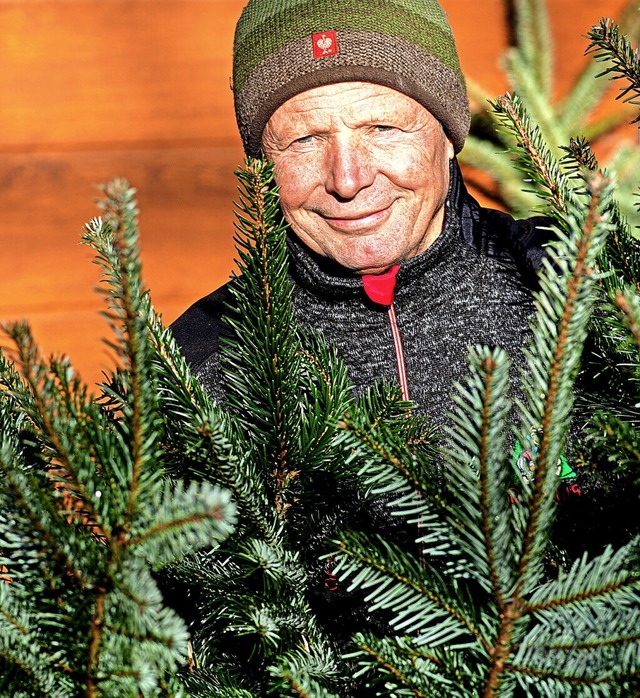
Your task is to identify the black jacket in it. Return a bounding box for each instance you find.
[171,159,553,429]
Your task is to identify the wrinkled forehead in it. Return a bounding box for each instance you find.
[264,81,442,138]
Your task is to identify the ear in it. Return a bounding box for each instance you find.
[446,135,455,161]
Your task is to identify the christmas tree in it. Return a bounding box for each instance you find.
[460,0,640,229]
[0,16,639,698]
[0,182,236,696]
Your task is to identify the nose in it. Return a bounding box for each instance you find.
[325,135,375,200]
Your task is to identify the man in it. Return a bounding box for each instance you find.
[172,0,550,428]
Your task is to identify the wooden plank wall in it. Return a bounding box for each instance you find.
[0,0,634,385]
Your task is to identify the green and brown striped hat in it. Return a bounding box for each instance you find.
[232,0,470,156]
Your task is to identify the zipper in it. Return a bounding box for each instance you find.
[361,265,410,401]
[387,302,410,401]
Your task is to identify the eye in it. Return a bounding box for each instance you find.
[293,134,314,145]
[373,124,396,133]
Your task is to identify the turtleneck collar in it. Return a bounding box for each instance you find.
[286,158,465,301]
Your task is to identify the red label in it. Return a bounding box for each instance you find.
[312,31,338,59]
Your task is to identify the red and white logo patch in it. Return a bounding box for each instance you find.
[312,30,338,59]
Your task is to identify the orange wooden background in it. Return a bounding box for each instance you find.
[0,0,634,385]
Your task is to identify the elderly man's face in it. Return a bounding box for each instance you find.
[262,81,454,275]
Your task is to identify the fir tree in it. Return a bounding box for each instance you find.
[0,182,235,696]
[459,0,640,229]
[151,159,443,696]
[330,115,639,697]
[151,158,362,696]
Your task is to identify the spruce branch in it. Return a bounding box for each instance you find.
[2,322,106,537]
[329,531,489,651]
[223,158,303,522]
[562,138,640,297]
[270,644,344,698]
[444,347,517,604]
[83,183,159,541]
[522,541,640,617]
[337,415,425,495]
[509,587,640,691]
[512,0,553,99]
[127,480,235,566]
[334,382,438,500]
[468,173,615,697]
[491,92,575,218]
[516,174,611,584]
[348,633,479,698]
[0,582,76,695]
[0,180,236,696]
[461,1,640,226]
[586,18,640,124]
[146,313,277,543]
[354,638,429,698]
[333,407,451,566]
[276,672,328,698]
[163,160,354,696]
[502,51,564,149]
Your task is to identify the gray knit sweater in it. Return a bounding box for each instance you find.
[171,160,551,429]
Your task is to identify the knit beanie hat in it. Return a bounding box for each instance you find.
[232,0,470,156]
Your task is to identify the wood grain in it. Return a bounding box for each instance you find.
[0,0,242,149]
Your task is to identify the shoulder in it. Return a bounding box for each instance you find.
[170,283,235,370]
[452,159,557,286]
[462,198,556,289]
[482,207,556,275]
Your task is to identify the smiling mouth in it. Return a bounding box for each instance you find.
[318,203,394,232]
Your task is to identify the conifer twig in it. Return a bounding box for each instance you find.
[484,173,611,697]
[492,93,570,215]
[586,18,640,124]
[616,291,640,350]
